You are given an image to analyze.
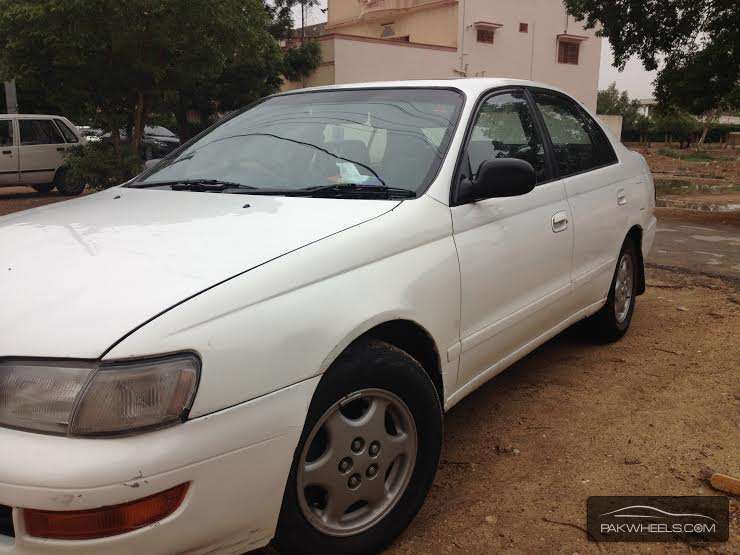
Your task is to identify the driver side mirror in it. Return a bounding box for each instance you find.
[457,158,536,204]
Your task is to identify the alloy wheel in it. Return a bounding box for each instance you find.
[296,388,417,537]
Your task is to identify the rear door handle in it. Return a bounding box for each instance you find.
[617,188,627,206]
[56,147,66,152]
[551,211,569,233]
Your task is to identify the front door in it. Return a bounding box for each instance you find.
[0,119,19,186]
[18,118,66,185]
[451,89,574,384]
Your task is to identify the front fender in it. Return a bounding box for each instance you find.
[105,196,461,418]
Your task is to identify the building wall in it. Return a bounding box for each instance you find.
[327,1,458,47]
[291,0,601,111]
[458,0,601,110]
[332,36,457,83]
[598,114,623,140]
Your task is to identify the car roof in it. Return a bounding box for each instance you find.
[277,77,573,100]
[0,114,71,119]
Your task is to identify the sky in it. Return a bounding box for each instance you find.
[293,2,657,101]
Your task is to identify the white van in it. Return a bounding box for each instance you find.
[0,114,85,195]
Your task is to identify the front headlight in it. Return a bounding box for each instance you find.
[0,354,199,436]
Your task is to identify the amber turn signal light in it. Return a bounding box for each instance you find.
[24,483,189,540]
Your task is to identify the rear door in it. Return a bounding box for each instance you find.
[451,89,574,385]
[529,90,624,310]
[0,118,19,186]
[18,118,67,184]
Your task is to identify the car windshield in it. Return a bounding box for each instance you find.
[132,88,464,196]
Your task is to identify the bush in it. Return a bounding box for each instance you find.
[64,143,142,191]
[657,147,680,158]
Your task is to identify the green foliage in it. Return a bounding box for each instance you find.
[564,0,739,120]
[0,0,319,143]
[656,147,680,158]
[652,109,701,141]
[64,143,142,191]
[282,41,323,82]
[597,83,643,138]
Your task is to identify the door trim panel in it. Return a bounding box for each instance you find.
[446,297,605,410]
[460,281,572,354]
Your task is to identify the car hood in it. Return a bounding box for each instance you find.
[0,188,399,358]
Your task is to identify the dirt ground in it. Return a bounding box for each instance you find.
[384,266,739,554]
[2,182,738,554]
[0,186,89,216]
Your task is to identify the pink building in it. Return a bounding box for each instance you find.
[283,0,602,111]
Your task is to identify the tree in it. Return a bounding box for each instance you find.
[163,1,322,141]
[597,83,642,139]
[655,48,740,145]
[652,108,700,148]
[0,0,322,150]
[564,0,740,144]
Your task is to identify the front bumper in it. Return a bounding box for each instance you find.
[0,377,319,555]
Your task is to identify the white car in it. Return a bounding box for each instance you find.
[0,79,656,555]
[0,114,85,195]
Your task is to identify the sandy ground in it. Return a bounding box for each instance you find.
[0,186,89,216]
[383,267,739,554]
[2,187,738,554]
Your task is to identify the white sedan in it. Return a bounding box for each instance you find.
[0,79,655,555]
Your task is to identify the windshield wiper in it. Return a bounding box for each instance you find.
[129,179,256,192]
[299,183,416,198]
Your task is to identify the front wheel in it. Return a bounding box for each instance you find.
[588,238,638,342]
[275,339,442,555]
[54,167,85,196]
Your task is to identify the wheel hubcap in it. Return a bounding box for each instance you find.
[614,253,633,324]
[297,388,418,537]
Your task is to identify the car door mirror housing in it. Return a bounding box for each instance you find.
[457,158,536,204]
[144,158,162,170]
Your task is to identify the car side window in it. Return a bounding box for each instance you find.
[466,91,547,183]
[19,119,65,146]
[0,120,12,147]
[532,92,617,177]
[54,119,79,143]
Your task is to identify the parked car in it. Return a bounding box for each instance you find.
[101,125,181,160]
[0,79,656,555]
[140,125,181,160]
[77,125,104,143]
[0,114,86,195]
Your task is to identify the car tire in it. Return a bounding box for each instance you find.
[587,238,638,343]
[31,184,55,194]
[54,167,85,196]
[274,338,443,555]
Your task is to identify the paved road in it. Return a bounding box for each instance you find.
[648,209,740,281]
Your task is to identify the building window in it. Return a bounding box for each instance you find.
[477,29,494,44]
[558,40,579,64]
[519,22,528,33]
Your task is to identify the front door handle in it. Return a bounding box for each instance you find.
[551,211,569,233]
[617,188,627,206]
[1,149,11,155]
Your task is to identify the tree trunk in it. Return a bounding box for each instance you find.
[698,123,710,147]
[698,110,718,148]
[110,127,121,155]
[131,91,148,155]
[175,106,190,143]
